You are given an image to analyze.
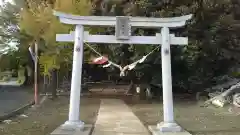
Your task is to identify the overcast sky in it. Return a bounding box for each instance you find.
[0,0,17,52]
[0,0,13,5]
[0,0,4,5]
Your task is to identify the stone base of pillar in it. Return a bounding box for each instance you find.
[148,122,192,135]
[51,121,92,135]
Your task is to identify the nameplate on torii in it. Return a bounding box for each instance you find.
[56,31,188,45]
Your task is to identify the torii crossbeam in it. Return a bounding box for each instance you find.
[52,10,192,135]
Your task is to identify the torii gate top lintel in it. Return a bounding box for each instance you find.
[53,10,192,28]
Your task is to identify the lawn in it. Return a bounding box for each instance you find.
[0,96,100,135]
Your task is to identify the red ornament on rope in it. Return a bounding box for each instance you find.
[92,56,108,64]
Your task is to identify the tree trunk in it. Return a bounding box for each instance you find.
[42,75,48,94]
[125,80,135,95]
[203,82,240,107]
[221,82,240,97]
[23,66,28,86]
[51,69,57,99]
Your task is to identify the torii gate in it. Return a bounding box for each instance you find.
[53,11,192,134]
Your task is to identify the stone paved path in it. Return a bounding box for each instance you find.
[92,99,150,135]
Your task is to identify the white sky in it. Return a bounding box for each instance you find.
[0,0,17,52]
[0,0,13,5]
[0,0,4,5]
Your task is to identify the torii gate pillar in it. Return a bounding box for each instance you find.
[65,25,84,126]
[52,10,192,135]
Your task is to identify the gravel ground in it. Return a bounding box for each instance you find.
[0,96,100,135]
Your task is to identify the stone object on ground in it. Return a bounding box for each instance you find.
[148,125,192,135]
[211,98,226,107]
[3,120,12,124]
[51,124,92,135]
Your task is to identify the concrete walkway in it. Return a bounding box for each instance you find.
[92,99,150,135]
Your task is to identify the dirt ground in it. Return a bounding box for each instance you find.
[1,86,240,135]
[128,99,240,135]
[89,86,240,135]
[0,96,100,135]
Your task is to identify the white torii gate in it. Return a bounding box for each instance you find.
[53,11,192,134]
